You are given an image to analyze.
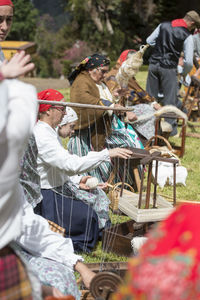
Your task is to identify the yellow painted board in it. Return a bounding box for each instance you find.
[0,41,36,60]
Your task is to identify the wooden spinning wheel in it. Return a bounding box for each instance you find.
[90,272,123,300]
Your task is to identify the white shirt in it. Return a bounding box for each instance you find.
[34,121,110,189]
[17,202,82,271]
[0,79,37,249]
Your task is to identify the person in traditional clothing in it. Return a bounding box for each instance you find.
[33,88,132,253]
[0,49,41,298]
[113,203,200,300]
[105,49,162,143]
[58,106,78,138]
[68,53,144,185]
[19,132,96,299]
[57,106,112,232]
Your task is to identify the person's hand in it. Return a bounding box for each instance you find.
[113,87,128,98]
[0,50,35,79]
[97,182,108,190]
[153,102,161,110]
[126,111,138,122]
[178,56,184,67]
[113,103,126,116]
[75,261,96,289]
[109,148,133,159]
[79,176,91,190]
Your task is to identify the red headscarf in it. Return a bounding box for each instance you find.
[117,49,136,65]
[0,0,14,7]
[114,204,200,300]
[38,89,64,113]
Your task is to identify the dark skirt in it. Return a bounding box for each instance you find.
[34,189,100,253]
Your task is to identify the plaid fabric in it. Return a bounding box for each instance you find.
[0,247,32,300]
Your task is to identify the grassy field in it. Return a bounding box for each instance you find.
[59,67,200,263]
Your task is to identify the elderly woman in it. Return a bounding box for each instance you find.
[68,53,143,185]
[57,106,111,235]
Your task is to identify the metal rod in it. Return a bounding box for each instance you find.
[38,100,133,111]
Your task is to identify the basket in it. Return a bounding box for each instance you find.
[47,220,66,237]
[108,182,134,211]
[145,135,179,161]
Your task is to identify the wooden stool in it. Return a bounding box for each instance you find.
[155,112,186,157]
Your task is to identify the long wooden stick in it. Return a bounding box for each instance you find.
[38,100,133,111]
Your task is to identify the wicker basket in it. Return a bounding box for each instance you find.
[108,182,135,211]
[47,220,66,237]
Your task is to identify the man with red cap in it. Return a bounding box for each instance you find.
[34,88,133,253]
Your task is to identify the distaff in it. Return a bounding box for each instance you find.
[38,99,133,112]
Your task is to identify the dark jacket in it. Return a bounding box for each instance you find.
[149,21,190,68]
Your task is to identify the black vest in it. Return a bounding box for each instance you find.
[149,21,190,68]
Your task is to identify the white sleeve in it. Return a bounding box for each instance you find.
[6,79,38,148]
[146,24,161,46]
[16,204,83,271]
[35,129,110,176]
[183,35,194,76]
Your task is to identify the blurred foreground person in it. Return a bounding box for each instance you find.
[114,204,200,300]
[0,50,39,298]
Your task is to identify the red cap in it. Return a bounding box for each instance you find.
[117,49,136,65]
[0,0,14,7]
[38,89,64,113]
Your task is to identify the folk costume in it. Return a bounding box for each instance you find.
[34,89,111,252]
[114,204,200,300]
[105,50,157,141]
[68,54,143,184]
[19,134,82,298]
[0,78,40,299]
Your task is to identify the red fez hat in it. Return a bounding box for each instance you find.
[0,0,14,7]
[38,89,64,113]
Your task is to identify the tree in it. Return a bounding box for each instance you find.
[8,0,39,41]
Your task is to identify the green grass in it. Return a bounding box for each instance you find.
[59,68,200,263]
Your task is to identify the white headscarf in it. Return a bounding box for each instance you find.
[59,106,78,126]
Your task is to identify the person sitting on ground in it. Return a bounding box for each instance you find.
[105,49,161,143]
[19,137,95,298]
[33,88,133,253]
[68,53,144,186]
[114,204,200,300]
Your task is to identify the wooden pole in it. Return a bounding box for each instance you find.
[38,100,133,112]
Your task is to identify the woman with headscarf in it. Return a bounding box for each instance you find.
[68,53,144,185]
[114,203,200,300]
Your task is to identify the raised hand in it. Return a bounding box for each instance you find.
[0,50,35,79]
